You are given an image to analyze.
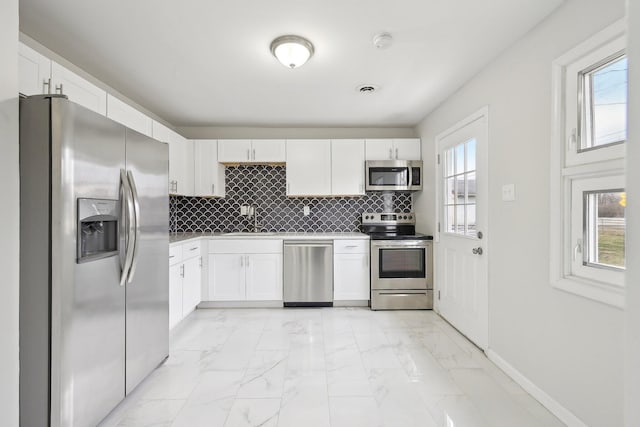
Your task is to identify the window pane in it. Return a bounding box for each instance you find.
[456,205,465,234]
[582,55,627,150]
[446,148,455,176]
[455,143,465,175]
[446,178,456,204]
[455,175,464,204]
[466,139,477,172]
[584,190,625,268]
[466,172,476,204]
[446,205,455,233]
[466,204,477,237]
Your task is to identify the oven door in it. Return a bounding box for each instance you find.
[371,240,432,290]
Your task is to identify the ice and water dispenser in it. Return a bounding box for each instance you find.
[77,198,119,263]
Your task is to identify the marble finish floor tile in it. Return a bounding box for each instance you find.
[98,308,565,427]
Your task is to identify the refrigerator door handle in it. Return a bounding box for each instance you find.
[119,169,136,287]
[126,170,141,283]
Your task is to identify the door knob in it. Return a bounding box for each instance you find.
[472,247,483,255]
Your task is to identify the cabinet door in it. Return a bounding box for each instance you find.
[106,94,152,137]
[245,254,282,300]
[334,253,370,300]
[209,254,246,300]
[194,139,225,197]
[393,138,421,160]
[251,140,286,162]
[286,139,331,196]
[51,61,107,115]
[218,140,252,163]
[331,139,365,195]
[365,139,394,160]
[18,43,51,96]
[182,256,202,316]
[169,264,183,329]
[168,131,194,196]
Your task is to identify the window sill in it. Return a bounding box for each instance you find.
[551,276,624,309]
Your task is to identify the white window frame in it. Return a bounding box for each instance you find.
[550,19,626,308]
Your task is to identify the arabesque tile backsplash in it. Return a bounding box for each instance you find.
[169,165,412,233]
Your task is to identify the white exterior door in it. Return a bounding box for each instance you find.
[436,108,489,350]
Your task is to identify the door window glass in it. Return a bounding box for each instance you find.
[443,139,477,236]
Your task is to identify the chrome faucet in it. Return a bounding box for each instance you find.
[250,205,262,233]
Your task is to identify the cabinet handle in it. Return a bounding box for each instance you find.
[55,83,64,94]
[395,148,398,159]
[189,247,198,251]
[175,181,178,193]
[180,264,184,278]
[287,183,290,194]
[246,255,250,267]
[211,183,215,194]
[345,245,358,248]
[241,256,244,267]
[247,149,250,160]
[199,256,202,268]
[252,148,256,160]
[43,78,51,94]
[389,148,393,159]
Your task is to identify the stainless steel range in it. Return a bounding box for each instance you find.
[362,212,433,310]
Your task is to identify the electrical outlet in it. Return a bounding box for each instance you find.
[303,206,310,216]
[240,205,248,215]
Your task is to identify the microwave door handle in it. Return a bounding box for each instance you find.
[408,166,413,188]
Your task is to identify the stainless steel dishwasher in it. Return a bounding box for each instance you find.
[283,240,333,307]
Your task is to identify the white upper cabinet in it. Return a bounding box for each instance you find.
[251,139,286,162]
[106,94,152,137]
[218,139,252,163]
[365,138,421,160]
[168,130,194,196]
[193,139,225,197]
[331,139,365,196]
[286,139,332,196]
[18,43,51,96]
[51,61,107,116]
[218,139,286,163]
[151,120,171,143]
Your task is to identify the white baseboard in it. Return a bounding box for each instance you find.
[486,349,587,427]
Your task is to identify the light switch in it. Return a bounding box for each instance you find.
[502,184,516,201]
[303,206,310,216]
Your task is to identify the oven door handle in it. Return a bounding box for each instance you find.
[371,242,429,249]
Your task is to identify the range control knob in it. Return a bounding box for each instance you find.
[409,215,413,220]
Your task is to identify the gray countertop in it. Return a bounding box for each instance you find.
[170,231,370,244]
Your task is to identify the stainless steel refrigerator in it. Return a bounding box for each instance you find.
[19,95,169,427]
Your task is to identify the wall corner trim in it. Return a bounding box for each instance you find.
[486,349,588,427]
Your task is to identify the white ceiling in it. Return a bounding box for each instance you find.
[19,0,563,128]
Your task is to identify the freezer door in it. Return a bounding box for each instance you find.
[51,97,127,427]
[124,129,169,394]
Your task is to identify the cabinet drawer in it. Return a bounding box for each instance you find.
[334,239,369,254]
[182,240,202,259]
[169,244,183,265]
[209,239,283,254]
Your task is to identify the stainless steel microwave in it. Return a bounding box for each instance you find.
[365,160,422,191]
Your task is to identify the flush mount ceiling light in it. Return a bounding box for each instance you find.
[270,35,315,69]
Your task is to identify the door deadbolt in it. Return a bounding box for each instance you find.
[477,231,483,239]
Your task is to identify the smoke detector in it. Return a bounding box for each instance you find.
[372,32,393,49]
[356,84,379,94]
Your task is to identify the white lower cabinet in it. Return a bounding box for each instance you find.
[208,239,283,302]
[169,241,203,330]
[333,240,370,301]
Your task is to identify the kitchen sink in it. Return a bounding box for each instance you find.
[224,232,280,236]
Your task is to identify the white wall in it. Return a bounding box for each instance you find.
[177,126,416,140]
[413,0,626,425]
[0,0,20,426]
[625,0,639,425]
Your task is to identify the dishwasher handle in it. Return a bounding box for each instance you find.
[284,241,333,247]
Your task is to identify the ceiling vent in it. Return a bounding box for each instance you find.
[357,85,378,94]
